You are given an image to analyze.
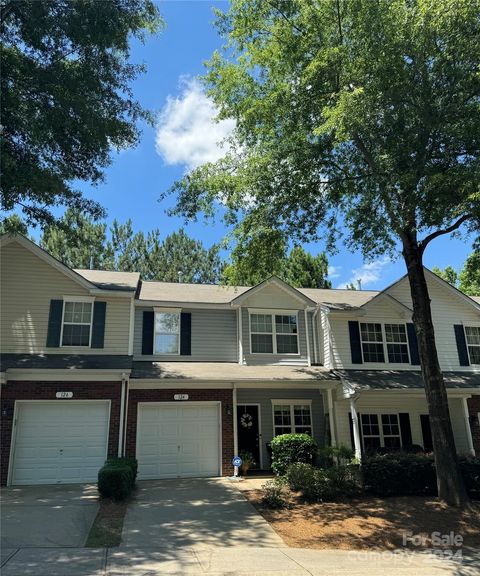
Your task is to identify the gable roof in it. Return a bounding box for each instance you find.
[230,275,318,307]
[75,269,140,292]
[138,281,249,304]
[298,288,378,310]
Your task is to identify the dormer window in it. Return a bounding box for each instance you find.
[250,311,299,355]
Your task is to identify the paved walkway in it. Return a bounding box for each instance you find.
[1,546,478,575]
[120,478,283,548]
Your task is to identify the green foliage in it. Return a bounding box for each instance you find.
[1,0,163,228]
[0,215,29,236]
[39,209,223,282]
[270,433,318,476]
[98,458,137,501]
[222,227,331,288]
[432,251,480,296]
[286,463,360,502]
[317,445,356,468]
[363,453,480,497]
[261,479,288,509]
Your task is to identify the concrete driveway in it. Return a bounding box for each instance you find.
[120,478,283,549]
[0,483,99,549]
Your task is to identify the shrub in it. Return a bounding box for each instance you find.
[317,445,356,468]
[302,466,360,502]
[98,458,138,500]
[270,434,318,476]
[262,479,288,508]
[363,453,437,496]
[286,462,316,491]
[459,456,480,498]
[105,457,138,484]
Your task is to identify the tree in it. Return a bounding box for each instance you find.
[0,215,29,236]
[39,210,223,282]
[168,0,480,505]
[1,0,162,228]
[285,246,331,289]
[433,252,480,296]
[432,266,459,287]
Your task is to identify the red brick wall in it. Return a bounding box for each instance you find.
[126,388,234,476]
[468,395,480,456]
[0,381,122,485]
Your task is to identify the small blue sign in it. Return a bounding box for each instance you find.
[232,456,243,467]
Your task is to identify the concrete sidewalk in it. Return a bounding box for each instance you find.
[1,546,478,575]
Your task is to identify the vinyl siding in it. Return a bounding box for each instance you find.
[237,388,325,468]
[241,307,309,366]
[133,307,238,361]
[327,275,480,372]
[334,392,471,455]
[1,242,131,354]
[241,284,307,309]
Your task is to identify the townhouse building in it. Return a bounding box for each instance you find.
[1,234,479,485]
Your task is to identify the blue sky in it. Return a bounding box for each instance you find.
[37,1,475,289]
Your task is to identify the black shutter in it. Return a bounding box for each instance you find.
[398,413,413,447]
[454,325,470,366]
[91,301,106,349]
[348,321,363,364]
[46,300,63,347]
[406,323,420,365]
[180,312,192,356]
[142,311,154,355]
[420,414,433,452]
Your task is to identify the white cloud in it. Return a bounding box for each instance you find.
[155,77,236,170]
[338,257,391,289]
[327,265,342,279]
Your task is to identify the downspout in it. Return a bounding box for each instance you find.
[462,397,475,456]
[304,308,311,366]
[312,306,320,365]
[233,383,238,457]
[349,394,362,461]
[118,372,128,457]
[122,376,130,457]
[327,387,337,447]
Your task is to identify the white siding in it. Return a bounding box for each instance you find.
[1,241,131,354]
[241,284,306,309]
[334,392,471,455]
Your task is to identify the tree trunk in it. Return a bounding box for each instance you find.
[402,239,469,506]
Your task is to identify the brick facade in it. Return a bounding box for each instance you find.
[0,381,122,485]
[126,388,235,476]
[468,395,480,456]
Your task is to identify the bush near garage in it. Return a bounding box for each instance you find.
[363,453,480,497]
[270,433,318,476]
[98,458,138,501]
[285,462,360,502]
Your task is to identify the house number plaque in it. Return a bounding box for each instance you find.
[174,394,189,401]
[56,391,73,399]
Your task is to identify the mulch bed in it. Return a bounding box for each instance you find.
[244,488,480,550]
[85,497,129,548]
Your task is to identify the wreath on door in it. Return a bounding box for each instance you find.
[240,413,253,428]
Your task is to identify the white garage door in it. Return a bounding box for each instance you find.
[11,401,110,485]
[137,403,220,479]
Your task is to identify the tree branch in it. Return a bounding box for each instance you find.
[266,1,304,35]
[419,214,473,252]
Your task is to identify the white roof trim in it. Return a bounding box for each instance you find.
[230,275,317,307]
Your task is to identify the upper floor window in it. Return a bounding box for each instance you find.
[272,401,312,436]
[155,312,180,355]
[61,300,93,347]
[465,326,480,364]
[250,312,299,354]
[360,322,409,364]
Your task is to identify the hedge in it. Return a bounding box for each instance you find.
[270,433,318,476]
[98,458,138,500]
[363,453,480,497]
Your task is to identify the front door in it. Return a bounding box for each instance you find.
[237,404,260,468]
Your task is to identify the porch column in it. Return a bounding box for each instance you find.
[462,397,475,456]
[350,397,362,461]
[327,388,337,447]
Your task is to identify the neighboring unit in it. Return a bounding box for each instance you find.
[1,234,479,486]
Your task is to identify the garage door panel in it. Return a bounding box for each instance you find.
[11,402,110,485]
[137,403,220,480]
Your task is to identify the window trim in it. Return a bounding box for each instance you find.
[360,412,402,450]
[60,296,95,348]
[359,322,411,365]
[249,309,300,356]
[153,308,181,356]
[464,324,480,366]
[271,399,313,437]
